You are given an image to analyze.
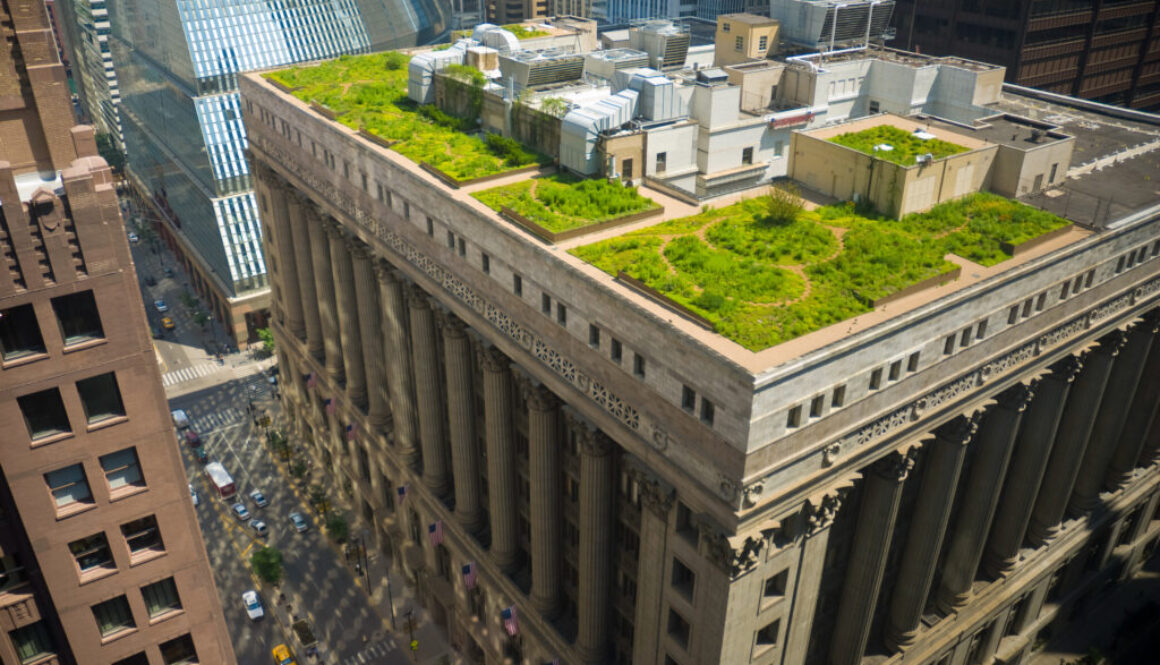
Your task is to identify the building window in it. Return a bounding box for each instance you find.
[786,405,802,428]
[142,578,182,618]
[9,621,57,664]
[742,147,753,165]
[121,515,163,557]
[1036,292,1046,311]
[481,253,490,274]
[1008,305,1019,325]
[19,387,71,440]
[633,353,646,378]
[1116,256,1126,273]
[77,372,126,424]
[809,394,824,418]
[975,320,987,339]
[557,303,567,325]
[755,618,780,648]
[758,35,768,50]
[722,22,730,31]
[92,596,135,637]
[676,502,697,543]
[541,293,552,315]
[1060,282,1070,299]
[869,100,880,113]
[69,532,114,574]
[360,173,368,191]
[611,338,622,362]
[1085,270,1094,288]
[52,290,103,345]
[888,360,902,381]
[458,237,466,257]
[426,218,433,236]
[960,327,972,347]
[343,161,350,179]
[671,558,695,599]
[831,385,846,408]
[700,399,715,426]
[869,368,883,390]
[101,448,144,493]
[734,36,743,50]
[589,324,600,348]
[763,569,788,600]
[656,152,667,174]
[46,464,92,509]
[1073,274,1084,294]
[404,202,410,220]
[513,274,523,296]
[112,653,150,665]
[0,304,46,361]
[907,352,920,372]
[376,182,384,201]
[446,230,455,249]
[1022,299,1033,318]
[159,633,198,665]
[943,335,956,355]
[0,555,28,593]
[667,609,691,649]
[682,385,695,411]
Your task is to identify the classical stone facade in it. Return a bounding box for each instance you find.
[241,65,1160,665]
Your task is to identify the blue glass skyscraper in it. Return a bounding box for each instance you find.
[109,0,448,345]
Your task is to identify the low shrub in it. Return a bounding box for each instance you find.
[473,175,660,233]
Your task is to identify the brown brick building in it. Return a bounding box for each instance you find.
[891,0,1160,110]
[0,0,237,663]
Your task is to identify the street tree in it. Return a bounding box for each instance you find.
[257,327,276,353]
[250,546,283,584]
[326,515,349,544]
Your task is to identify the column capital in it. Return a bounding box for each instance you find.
[934,412,983,446]
[477,344,510,374]
[633,467,675,517]
[804,484,852,535]
[289,187,314,209]
[1049,354,1085,384]
[347,236,372,261]
[374,259,400,284]
[407,284,431,310]
[870,448,917,483]
[1094,329,1129,358]
[1138,309,1160,333]
[996,381,1037,413]
[523,380,558,412]
[322,216,345,239]
[437,309,468,339]
[581,430,616,458]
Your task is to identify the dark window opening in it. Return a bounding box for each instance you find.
[77,372,126,424]
[589,324,600,348]
[142,577,182,618]
[671,558,695,599]
[92,596,135,636]
[667,609,690,649]
[831,385,846,408]
[0,304,46,360]
[682,385,695,411]
[763,569,788,598]
[557,303,567,325]
[787,405,802,428]
[809,394,824,418]
[159,633,198,665]
[611,338,622,362]
[869,368,883,389]
[69,532,113,573]
[700,399,715,426]
[121,515,163,555]
[513,274,523,296]
[541,293,551,315]
[633,353,646,378]
[52,290,103,345]
[756,619,780,647]
[20,388,71,440]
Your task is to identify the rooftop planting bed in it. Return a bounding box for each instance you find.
[265,52,543,182]
[829,125,970,165]
[570,192,1068,350]
[502,24,552,39]
[472,174,661,234]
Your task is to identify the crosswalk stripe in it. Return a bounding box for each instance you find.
[161,363,219,387]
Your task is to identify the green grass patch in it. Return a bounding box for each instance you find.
[569,192,1068,350]
[265,52,544,181]
[472,174,661,233]
[502,24,551,39]
[829,125,969,165]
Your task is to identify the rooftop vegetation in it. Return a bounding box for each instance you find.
[473,174,661,233]
[502,23,552,39]
[570,192,1068,350]
[829,125,970,165]
[265,52,543,181]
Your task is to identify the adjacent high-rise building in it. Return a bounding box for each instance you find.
[0,1,237,663]
[241,28,1160,665]
[890,0,1160,110]
[104,0,451,347]
[54,0,124,147]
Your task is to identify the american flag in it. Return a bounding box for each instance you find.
[345,423,357,440]
[306,372,318,389]
[462,562,477,590]
[501,605,519,637]
[397,485,408,504]
[428,520,444,546]
[324,398,336,415]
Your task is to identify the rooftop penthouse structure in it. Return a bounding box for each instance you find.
[240,18,1160,665]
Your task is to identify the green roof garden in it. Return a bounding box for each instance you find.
[829,125,970,165]
[264,52,544,182]
[472,174,661,235]
[569,192,1069,351]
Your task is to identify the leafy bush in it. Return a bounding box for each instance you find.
[502,24,551,39]
[829,125,969,165]
[766,182,803,226]
[443,63,485,87]
[326,515,349,544]
[251,546,283,584]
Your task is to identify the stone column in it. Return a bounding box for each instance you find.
[937,383,1034,612]
[829,450,915,665]
[330,230,367,407]
[576,429,616,662]
[409,288,450,496]
[442,313,483,531]
[1069,324,1152,515]
[884,416,977,652]
[353,244,389,428]
[632,470,674,665]
[288,192,323,358]
[480,345,519,571]
[1027,333,1124,545]
[784,487,848,665]
[377,264,419,465]
[983,357,1083,577]
[527,383,562,617]
[1105,316,1160,488]
[263,176,305,337]
[310,217,343,382]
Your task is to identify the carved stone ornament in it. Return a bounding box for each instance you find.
[822,443,841,467]
[1049,354,1085,384]
[871,447,917,483]
[476,344,510,374]
[633,467,675,517]
[729,535,764,578]
[742,481,764,509]
[699,523,732,573]
[717,475,739,503]
[997,381,1037,413]
[322,216,345,239]
[524,383,559,413]
[1096,329,1129,357]
[803,486,851,535]
[374,258,400,284]
[581,431,616,458]
[934,411,982,446]
[437,309,467,338]
[407,283,431,310]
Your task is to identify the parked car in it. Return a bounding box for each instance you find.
[249,520,268,537]
[242,590,264,620]
[231,503,250,521]
[271,644,296,665]
[192,447,209,464]
[249,489,268,508]
[189,484,199,506]
[183,430,202,447]
[153,299,169,313]
[161,316,175,330]
[288,512,309,533]
[171,409,190,429]
[128,232,139,243]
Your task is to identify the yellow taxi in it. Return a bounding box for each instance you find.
[271,644,296,665]
[161,316,176,330]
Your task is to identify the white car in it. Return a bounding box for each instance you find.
[127,232,139,243]
[249,520,268,537]
[289,511,309,533]
[153,299,169,313]
[242,590,264,620]
[189,484,199,506]
[249,489,268,508]
[231,503,250,521]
